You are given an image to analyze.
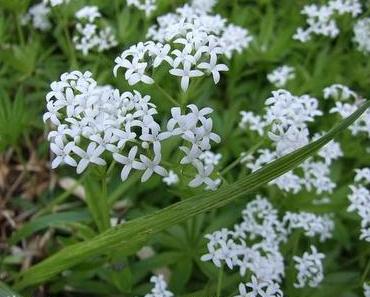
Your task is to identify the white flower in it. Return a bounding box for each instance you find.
[239,111,267,136]
[163,170,179,186]
[113,146,143,181]
[293,0,362,42]
[128,0,157,17]
[353,17,370,54]
[45,70,220,190]
[364,283,370,297]
[144,274,174,297]
[355,168,370,183]
[199,150,222,166]
[235,276,283,297]
[73,142,106,174]
[197,53,229,84]
[189,161,215,188]
[22,2,51,31]
[73,6,117,55]
[75,6,101,22]
[283,212,334,242]
[137,154,168,182]
[115,4,252,91]
[347,171,370,242]
[180,145,202,165]
[267,65,295,88]
[293,245,325,288]
[50,138,77,169]
[169,62,204,91]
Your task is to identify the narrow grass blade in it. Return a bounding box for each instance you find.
[15,100,370,289]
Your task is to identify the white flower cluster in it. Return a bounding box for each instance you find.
[293,245,325,288]
[201,196,332,286]
[73,6,117,56]
[267,65,295,88]
[240,89,342,195]
[364,283,370,297]
[114,0,252,91]
[199,150,222,166]
[162,170,179,186]
[235,275,283,297]
[347,168,370,242]
[353,18,370,54]
[43,0,70,7]
[144,274,173,297]
[44,71,220,189]
[293,0,362,42]
[325,84,370,138]
[283,212,334,242]
[127,0,157,17]
[21,2,51,31]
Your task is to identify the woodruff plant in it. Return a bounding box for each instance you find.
[43,0,253,191]
[37,0,370,296]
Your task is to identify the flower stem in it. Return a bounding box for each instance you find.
[361,259,370,284]
[216,264,224,297]
[154,82,180,106]
[15,13,25,46]
[220,138,265,176]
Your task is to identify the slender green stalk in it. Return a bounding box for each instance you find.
[216,264,224,297]
[154,82,180,106]
[14,13,25,46]
[361,260,370,284]
[220,138,265,176]
[106,160,116,178]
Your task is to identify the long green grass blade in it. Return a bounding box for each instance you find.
[14,100,370,289]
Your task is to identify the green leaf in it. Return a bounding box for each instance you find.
[14,100,370,289]
[0,282,22,297]
[9,210,90,245]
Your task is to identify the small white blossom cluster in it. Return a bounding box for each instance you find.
[162,170,179,186]
[240,89,342,195]
[347,168,370,242]
[44,71,220,189]
[201,196,331,287]
[21,2,51,31]
[199,150,222,166]
[324,84,370,138]
[267,66,295,88]
[171,105,221,190]
[144,275,173,297]
[235,275,283,297]
[114,0,252,91]
[364,283,370,297]
[73,6,117,56]
[293,245,325,288]
[43,0,70,7]
[353,18,370,54]
[283,212,334,242]
[293,0,362,42]
[127,0,157,17]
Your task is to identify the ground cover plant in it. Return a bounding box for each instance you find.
[0,0,370,296]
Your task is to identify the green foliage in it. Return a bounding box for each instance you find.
[14,99,370,289]
[1,0,370,296]
[0,90,35,151]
